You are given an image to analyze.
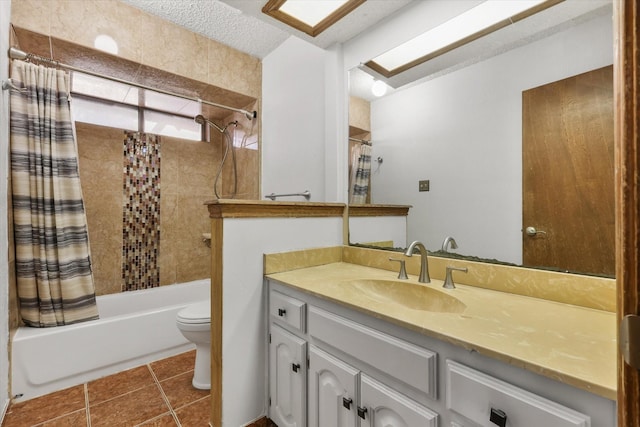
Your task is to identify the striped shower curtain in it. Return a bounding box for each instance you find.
[9,59,98,327]
[349,143,372,205]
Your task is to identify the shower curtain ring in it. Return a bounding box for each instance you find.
[2,79,26,93]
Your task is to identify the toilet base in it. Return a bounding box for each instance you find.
[192,342,211,390]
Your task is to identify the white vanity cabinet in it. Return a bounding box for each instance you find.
[308,346,358,427]
[269,289,308,427]
[307,346,438,427]
[269,283,439,427]
[359,374,438,427]
[269,324,307,427]
[267,280,616,427]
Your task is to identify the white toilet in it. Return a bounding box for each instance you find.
[176,301,211,389]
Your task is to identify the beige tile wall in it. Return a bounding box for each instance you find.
[221,102,260,199]
[10,0,262,99]
[76,124,123,296]
[7,0,263,319]
[160,133,220,286]
[76,123,224,295]
[349,96,371,132]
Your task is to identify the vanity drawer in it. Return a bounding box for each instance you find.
[269,290,306,332]
[308,306,437,400]
[446,360,590,427]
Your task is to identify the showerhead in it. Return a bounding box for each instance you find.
[194,114,225,133]
[194,114,206,125]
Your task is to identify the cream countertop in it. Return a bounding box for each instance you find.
[266,262,616,400]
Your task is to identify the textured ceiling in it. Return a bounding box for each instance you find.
[121,0,413,59]
[121,0,612,102]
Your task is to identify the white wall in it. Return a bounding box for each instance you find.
[349,216,407,248]
[221,216,343,426]
[262,36,330,202]
[367,12,612,264]
[323,43,348,203]
[1,0,12,418]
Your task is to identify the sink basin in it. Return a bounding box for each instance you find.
[340,279,466,313]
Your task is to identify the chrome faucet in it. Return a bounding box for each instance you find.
[404,241,430,283]
[441,236,458,252]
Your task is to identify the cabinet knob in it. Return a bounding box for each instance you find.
[291,363,301,373]
[278,308,286,317]
[357,406,368,419]
[490,408,507,427]
[342,397,353,410]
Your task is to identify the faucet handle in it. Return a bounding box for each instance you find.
[389,258,408,280]
[443,266,468,289]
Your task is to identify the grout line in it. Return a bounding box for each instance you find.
[31,409,88,427]
[84,383,92,427]
[147,363,182,427]
[87,382,154,408]
[172,394,210,412]
[133,412,176,427]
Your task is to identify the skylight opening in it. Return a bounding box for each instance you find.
[262,0,365,37]
[280,0,348,26]
[367,0,563,78]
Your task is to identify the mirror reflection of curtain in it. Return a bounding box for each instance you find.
[349,143,371,204]
[9,60,98,327]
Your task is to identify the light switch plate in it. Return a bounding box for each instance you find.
[419,180,430,192]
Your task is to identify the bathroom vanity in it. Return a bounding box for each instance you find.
[265,256,616,427]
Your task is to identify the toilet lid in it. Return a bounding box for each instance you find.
[177,301,211,324]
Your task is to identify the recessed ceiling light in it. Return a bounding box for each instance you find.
[262,0,366,37]
[366,0,563,78]
[371,80,388,97]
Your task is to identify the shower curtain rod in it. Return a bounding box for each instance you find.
[349,137,371,146]
[7,47,257,120]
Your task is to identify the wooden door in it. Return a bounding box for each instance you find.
[522,66,615,276]
[615,1,640,425]
[308,346,358,427]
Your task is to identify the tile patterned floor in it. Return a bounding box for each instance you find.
[1,350,211,427]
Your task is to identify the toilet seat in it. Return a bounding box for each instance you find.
[177,301,211,324]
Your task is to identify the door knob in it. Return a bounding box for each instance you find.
[525,226,547,237]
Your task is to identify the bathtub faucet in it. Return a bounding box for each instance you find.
[404,240,430,283]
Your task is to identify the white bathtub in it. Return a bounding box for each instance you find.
[11,279,210,402]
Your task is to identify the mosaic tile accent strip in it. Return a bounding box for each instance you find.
[122,132,161,291]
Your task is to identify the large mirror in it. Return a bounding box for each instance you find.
[347,0,614,277]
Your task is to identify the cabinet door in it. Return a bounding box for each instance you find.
[308,346,359,427]
[359,374,438,427]
[270,324,307,427]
